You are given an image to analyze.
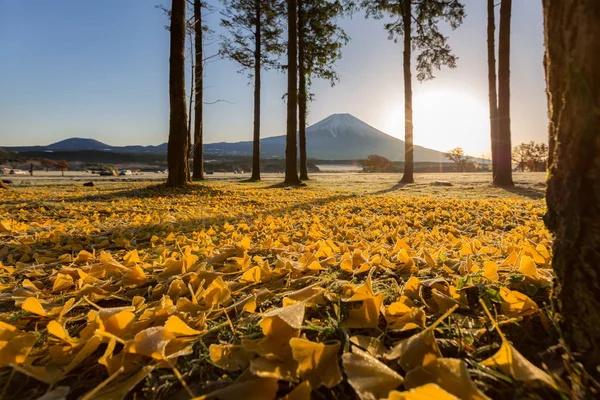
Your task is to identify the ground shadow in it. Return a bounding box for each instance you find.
[497,184,546,200]
[374,182,409,194]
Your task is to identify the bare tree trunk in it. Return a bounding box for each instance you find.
[167,0,190,187]
[298,0,308,181]
[487,0,499,179]
[543,0,600,370]
[284,0,300,185]
[251,0,262,181]
[187,27,194,182]
[400,0,414,184]
[192,0,204,180]
[494,0,514,186]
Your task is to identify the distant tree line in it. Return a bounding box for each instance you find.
[512,141,548,172]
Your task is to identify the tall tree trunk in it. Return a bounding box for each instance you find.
[487,0,499,178]
[284,0,300,185]
[494,0,513,186]
[167,0,189,187]
[192,0,204,180]
[543,0,600,370]
[298,0,308,181]
[400,0,414,184]
[187,28,194,182]
[251,0,262,181]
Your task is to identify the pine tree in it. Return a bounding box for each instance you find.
[298,0,349,180]
[221,0,285,181]
[362,0,465,183]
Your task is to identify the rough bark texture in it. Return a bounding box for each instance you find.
[487,0,499,177]
[251,0,262,181]
[167,0,190,187]
[192,0,204,180]
[284,0,300,185]
[543,0,600,369]
[400,1,414,184]
[298,0,308,181]
[494,0,513,186]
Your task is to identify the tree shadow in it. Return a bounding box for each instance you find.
[374,182,409,194]
[63,183,222,203]
[497,184,546,200]
[258,182,308,189]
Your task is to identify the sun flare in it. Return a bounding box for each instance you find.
[385,90,491,158]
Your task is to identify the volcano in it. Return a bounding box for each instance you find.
[205,113,447,161]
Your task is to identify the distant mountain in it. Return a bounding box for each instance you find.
[1,114,448,161]
[4,138,168,154]
[205,113,447,161]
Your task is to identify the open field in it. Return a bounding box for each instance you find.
[3,171,547,199]
[0,173,576,400]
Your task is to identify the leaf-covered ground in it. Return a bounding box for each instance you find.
[0,181,586,399]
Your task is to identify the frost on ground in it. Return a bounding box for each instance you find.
[0,179,575,399]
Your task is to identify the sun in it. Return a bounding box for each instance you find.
[385,90,491,158]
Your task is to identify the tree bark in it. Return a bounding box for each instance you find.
[187,26,194,183]
[167,0,190,187]
[400,0,414,184]
[251,0,262,181]
[298,0,308,181]
[284,0,300,185]
[543,0,600,370]
[192,0,204,180]
[494,0,513,186]
[487,0,499,178]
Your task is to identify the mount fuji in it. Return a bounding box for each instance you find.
[205,113,446,161]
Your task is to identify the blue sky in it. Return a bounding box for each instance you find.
[0,0,547,156]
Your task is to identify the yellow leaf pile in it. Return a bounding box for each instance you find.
[0,182,561,398]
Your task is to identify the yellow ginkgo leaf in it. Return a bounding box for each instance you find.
[164,315,202,336]
[290,338,343,388]
[386,384,459,400]
[52,273,74,292]
[482,262,498,281]
[243,295,257,313]
[237,236,252,251]
[404,358,490,400]
[47,320,76,344]
[385,305,457,371]
[482,341,558,390]
[209,344,253,371]
[350,335,387,358]
[0,332,37,367]
[74,250,94,263]
[103,311,136,336]
[403,277,421,299]
[343,346,404,400]
[499,288,538,317]
[123,249,141,264]
[344,293,384,329]
[480,299,557,390]
[240,266,262,283]
[124,327,175,360]
[22,296,47,316]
